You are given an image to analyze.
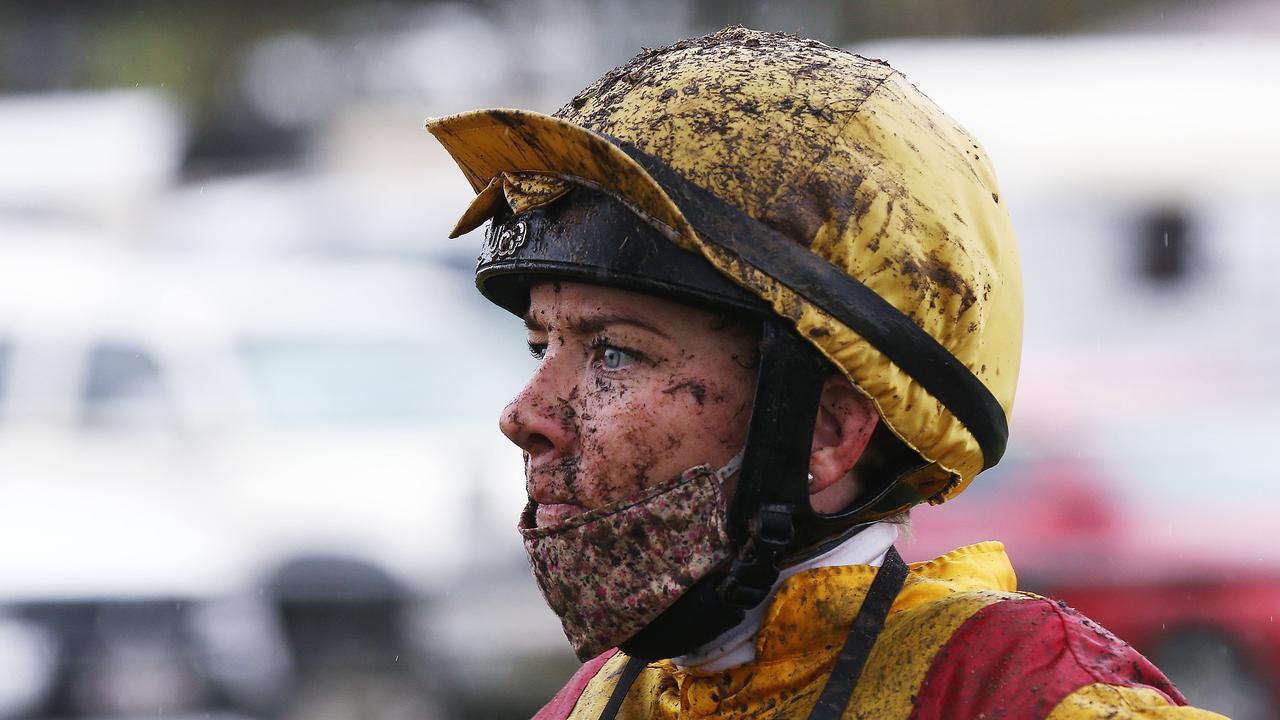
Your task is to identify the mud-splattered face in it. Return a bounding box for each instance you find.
[501,281,758,529]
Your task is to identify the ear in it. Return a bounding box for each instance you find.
[809,374,879,496]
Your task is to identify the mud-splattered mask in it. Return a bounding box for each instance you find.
[519,452,742,661]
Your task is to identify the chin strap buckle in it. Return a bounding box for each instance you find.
[718,502,795,609]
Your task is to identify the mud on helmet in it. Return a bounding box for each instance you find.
[428,27,1023,661]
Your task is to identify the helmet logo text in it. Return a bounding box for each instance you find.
[480,220,529,266]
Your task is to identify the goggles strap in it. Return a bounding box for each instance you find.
[608,134,1009,471]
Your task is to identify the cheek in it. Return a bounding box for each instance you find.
[582,375,751,494]
[666,377,754,453]
[575,390,670,501]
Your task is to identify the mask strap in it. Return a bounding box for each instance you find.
[713,446,746,484]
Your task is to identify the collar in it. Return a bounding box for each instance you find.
[673,522,900,672]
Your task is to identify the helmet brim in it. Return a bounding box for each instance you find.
[427,109,698,251]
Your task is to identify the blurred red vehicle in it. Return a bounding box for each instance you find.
[906,451,1280,720]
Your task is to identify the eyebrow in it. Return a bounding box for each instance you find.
[523,310,671,339]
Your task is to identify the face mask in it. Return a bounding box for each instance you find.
[519,452,743,661]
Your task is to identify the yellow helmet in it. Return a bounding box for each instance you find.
[430,26,1022,508]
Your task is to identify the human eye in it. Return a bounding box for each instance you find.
[527,340,548,360]
[589,337,642,371]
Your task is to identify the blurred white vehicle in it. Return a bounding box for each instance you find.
[0,221,532,600]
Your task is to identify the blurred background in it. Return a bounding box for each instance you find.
[1,1,1278,718]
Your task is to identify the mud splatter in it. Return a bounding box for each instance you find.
[551,454,582,498]
[555,395,579,434]
[898,252,978,317]
[662,379,708,405]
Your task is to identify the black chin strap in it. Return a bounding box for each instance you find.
[599,546,909,720]
[717,321,829,607]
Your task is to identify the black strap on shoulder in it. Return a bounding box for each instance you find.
[807,546,909,720]
[597,654,648,720]
[608,138,1008,470]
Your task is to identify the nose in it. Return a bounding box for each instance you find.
[499,360,577,467]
